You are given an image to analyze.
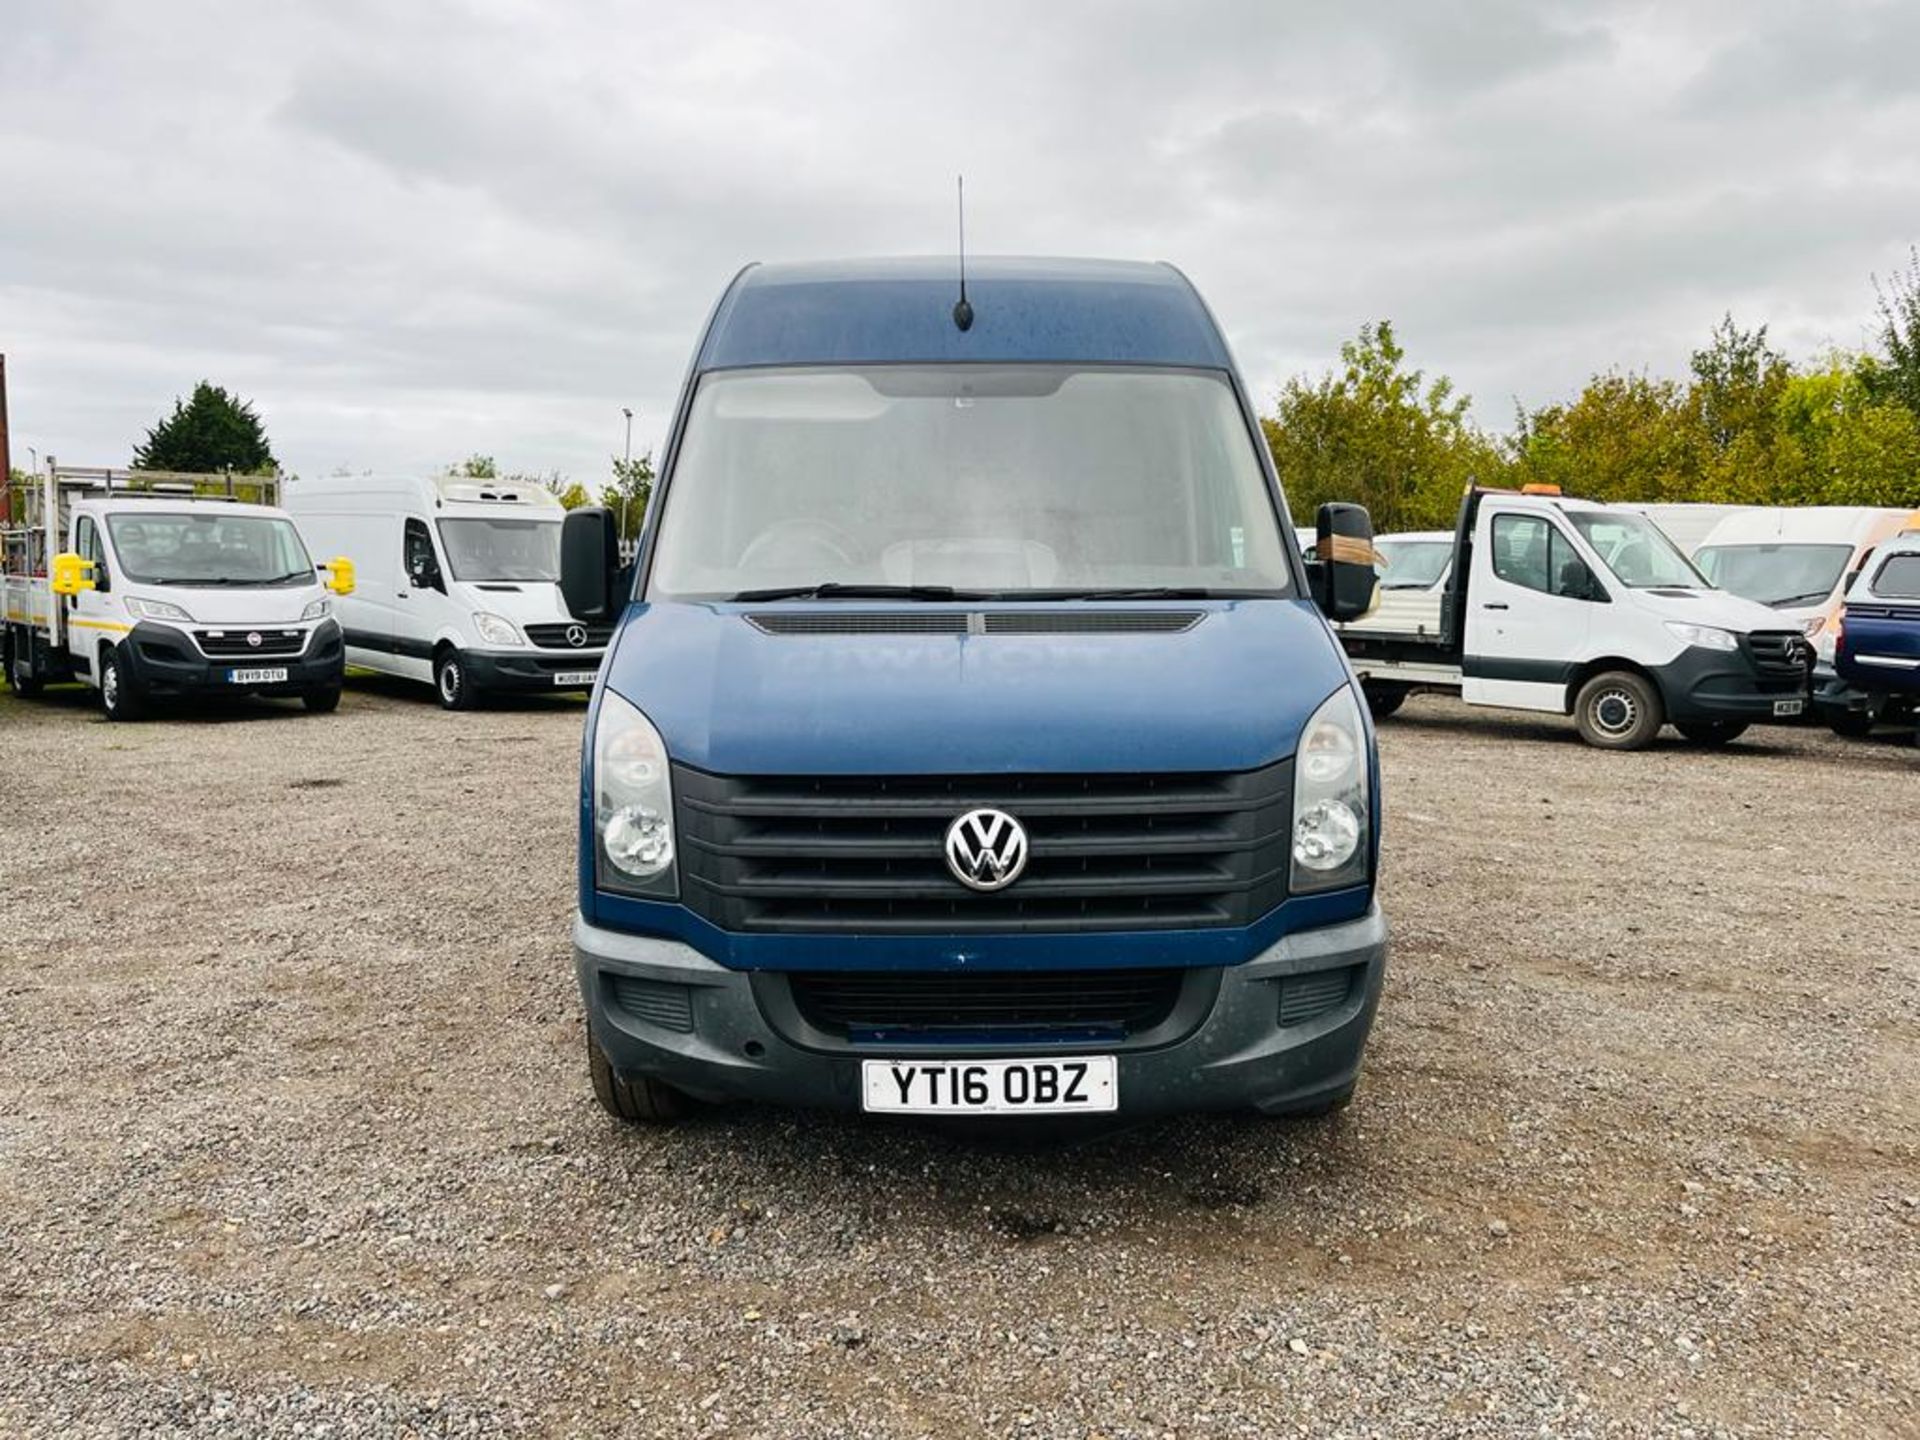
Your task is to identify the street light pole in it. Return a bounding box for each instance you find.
[620,407,635,543]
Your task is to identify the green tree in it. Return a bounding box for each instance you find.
[1262,321,1507,532]
[452,454,498,479]
[1774,358,1920,508]
[1512,373,1703,501]
[133,382,276,473]
[1870,247,1920,418]
[602,452,655,543]
[546,477,591,509]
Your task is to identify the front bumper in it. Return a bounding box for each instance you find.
[575,904,1388,1118]
[120,620,344,697]
[465,649,605,693]
[1654,647,1807,724]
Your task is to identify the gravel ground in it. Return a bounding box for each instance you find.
[1,678,1916,1439]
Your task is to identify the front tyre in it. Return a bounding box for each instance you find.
[1825,697,1882,738]
[587,1031,691,1124]
[303,686,342,714]
[1362,683,1407,719]
[100,647,145,722]
[1676,720,1748,746]
[1573,670,1663,750]
[434,650,478,711]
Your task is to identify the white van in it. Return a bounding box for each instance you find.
[1692,507,1916,662]
[284,474,610,708]
[1614,503,1754,555]
[1338,487,1811,747]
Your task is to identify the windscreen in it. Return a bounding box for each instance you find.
[1567,511,1706,589]
[1693,543,1853,608]
[106,512,314,586]
[437,518,562,582]
[1372,538,1451,589]
[648,365,1294,598]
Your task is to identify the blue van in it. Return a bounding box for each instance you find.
[559,257,1385,1123]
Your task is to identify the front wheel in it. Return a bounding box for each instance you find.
[1826,698,1882,738]
[434,650,478,711]
[587,1031,691,1124]
[303,686,342,714]
[1362,683,1407,719]
[1573,670,1663,750]
[1676,720,1748,746]
[100,648,145,722]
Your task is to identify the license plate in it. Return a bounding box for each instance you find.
[861,1057,1117,1115]
[1773,698,1805,717]
[228,667,289,684]
[552,671,597,686]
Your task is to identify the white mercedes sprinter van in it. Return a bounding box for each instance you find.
[285,474,609,708]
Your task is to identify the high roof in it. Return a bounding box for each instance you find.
[697,256,1234,372]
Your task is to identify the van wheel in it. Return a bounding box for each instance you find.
[1573,670,1662,749]
[587,1031,691,1124]
[6,632,42,697]
[434,650,477,711]
[100,648,145,722]
[1362,683,1407,719]
[1826,699,1882,738]
[303,686,342,714]
[1676,721,1747,746]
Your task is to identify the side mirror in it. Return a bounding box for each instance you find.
[1308,502,1377,622]
[51,552,96,597]
[323,556,356,597]
[1558,558,1603,602]
[560,506,621,622]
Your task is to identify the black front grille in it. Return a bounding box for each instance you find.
[1744,630,1812,681]
[790,967,1184,1037]
[674,763,1292,934]
[524,622,612,650]
[981,611,1203,635]
[194,628,305,658]
[749,612,969,635]
[745,610,1205,636]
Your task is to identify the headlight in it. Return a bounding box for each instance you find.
[593,690,676,897]
[124,596,193,622]
[1664,621,1738,653]
[472,611,522,647]
[1291,685,1370,894]
[301,597,332,621]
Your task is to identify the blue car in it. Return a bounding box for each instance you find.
[558,256,1385,1124]
[1835,529,1920,733]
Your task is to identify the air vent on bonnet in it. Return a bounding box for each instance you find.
[746,611,1205,636]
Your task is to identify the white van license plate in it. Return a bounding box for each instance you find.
[228,667,288,684]
[1773,698,1805,717]
[861,1057,1117,1115]
[552,671,597,687]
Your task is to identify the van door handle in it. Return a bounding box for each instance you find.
[1481,602,1509,610]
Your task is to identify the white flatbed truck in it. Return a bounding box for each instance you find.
[1336,486,1814,749]
[2,464,354,719]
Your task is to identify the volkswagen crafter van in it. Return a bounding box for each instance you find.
[557,257,1385,1123]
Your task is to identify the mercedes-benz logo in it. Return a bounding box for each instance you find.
[245,631,262,648]
[565,624,588,648]
[944,808,1029,892]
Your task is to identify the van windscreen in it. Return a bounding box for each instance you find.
[437,518,562,582]
[1694,543,1853,608]
[648,366,1293,599]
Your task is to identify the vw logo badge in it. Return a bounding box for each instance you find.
[565,624,588,648]
[245,631,263,648]
[944,808,1029,892]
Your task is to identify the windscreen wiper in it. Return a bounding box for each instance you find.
[990,586,1250,601]
[1768,590,1833,607]
[726,582,983,602]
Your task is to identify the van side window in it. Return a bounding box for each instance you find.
[1491,514,1598,600]
[404,519,440,588]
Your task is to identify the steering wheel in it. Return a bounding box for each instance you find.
[737,518,861,571]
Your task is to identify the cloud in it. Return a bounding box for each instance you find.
[1,0,1916,483]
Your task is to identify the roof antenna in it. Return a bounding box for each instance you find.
[951,174,974,332]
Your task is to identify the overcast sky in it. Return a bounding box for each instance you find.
[4,0,1918,484]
